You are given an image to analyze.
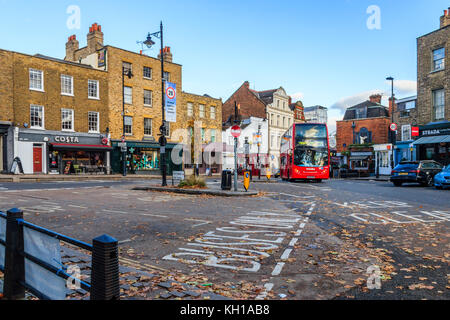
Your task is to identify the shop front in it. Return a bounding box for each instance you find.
[348,149,374,177]
[394,141,416,165]
[110,140,183,176]
[16,129,111,174]
[374,144,393,176]
[413,122,450,166]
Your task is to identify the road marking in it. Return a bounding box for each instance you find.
[68,205,88,209]
[280,249,293,261]
[140,213,169,218]
[185,218,211,228]
[271,262,285,276]
[289,238,298,247]
[256,283,274,300]
[119,239,133,244]
[102,209,128,214]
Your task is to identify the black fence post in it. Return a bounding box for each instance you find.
[3,208,25,300]
[90,234,120,300]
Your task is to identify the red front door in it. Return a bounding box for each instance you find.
[33,147,42,173]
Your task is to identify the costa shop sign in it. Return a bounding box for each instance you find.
[54,136,80,143]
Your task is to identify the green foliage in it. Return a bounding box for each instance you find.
[178,175,206,188]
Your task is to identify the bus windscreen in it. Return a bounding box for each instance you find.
[294,124,329,167]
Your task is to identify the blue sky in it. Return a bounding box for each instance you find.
[0,0,447,131]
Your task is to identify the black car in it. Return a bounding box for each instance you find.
[390,161,444,187]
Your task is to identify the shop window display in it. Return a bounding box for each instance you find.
[50,150,106,174]
[127,148,160,173]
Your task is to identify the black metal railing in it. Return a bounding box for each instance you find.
[0,208,120,300]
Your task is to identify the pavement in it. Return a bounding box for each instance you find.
[0,178,448,300]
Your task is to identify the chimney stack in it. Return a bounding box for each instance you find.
[65,35,79,61]
[157,46,173,63]
[369,94,382,104]
[440,8,450,28]
[87,23,104,53]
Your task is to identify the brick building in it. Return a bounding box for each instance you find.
[336,94,392,175]
[0,48,110,174]
[222,81,293,171]
[392,95,418,163]
[289,101,306,122]
[65,23,223,175]
[181,92,223,175]
[0,50,14,173]
[413,9,450,165]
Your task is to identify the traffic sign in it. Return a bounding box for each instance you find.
[231,125,241,138]
[390,123,398,131]
[166,86,176,100]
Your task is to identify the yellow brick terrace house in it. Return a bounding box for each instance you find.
[64,23,187,175]
[0,48,110,175]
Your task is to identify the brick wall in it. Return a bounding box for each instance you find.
[181,92,223,142]
[222,82,266,122]
[105,46,183,142]
[7,51,109,133]
[336,118,390,153]
[417,22,449,124]
[0,50,14,122]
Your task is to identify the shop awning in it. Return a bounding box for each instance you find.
[350,156,370,160]
[50,143,113,152]
[413,135,450,145]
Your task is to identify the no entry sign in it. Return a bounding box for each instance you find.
[390,123,398,131]
[231,125,241,138]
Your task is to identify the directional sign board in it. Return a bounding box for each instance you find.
[231,125,241,138]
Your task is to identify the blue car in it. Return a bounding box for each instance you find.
[434,165,450,190]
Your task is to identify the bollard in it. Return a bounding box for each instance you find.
[3,208,25,300]
[90,234,120,300]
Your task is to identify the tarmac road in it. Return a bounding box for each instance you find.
[0,178,448,300]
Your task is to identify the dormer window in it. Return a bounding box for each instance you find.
[355,107,367,119]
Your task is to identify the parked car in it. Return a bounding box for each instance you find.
[434,165,450,190]
[390,160,443,187]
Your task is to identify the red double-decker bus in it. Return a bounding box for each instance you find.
[280,123,330,182]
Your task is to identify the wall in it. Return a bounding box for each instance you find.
[104,46,183,142]
[336,117,390,153]
[0,50,14,122]
[417,24,449,124]
[10,52,109,133]
[222,82,267,122]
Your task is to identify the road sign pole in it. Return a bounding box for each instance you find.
[234,137,238,192]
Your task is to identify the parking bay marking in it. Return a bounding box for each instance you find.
[350,210,450,224]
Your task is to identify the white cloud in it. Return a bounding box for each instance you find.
[388,80,417,96]
[290,92,304,102]
[329,89,384,113]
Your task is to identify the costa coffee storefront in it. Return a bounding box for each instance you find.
[15,128,112,174]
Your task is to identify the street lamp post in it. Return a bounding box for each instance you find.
[142,22,168,186]
[122,67,134,177]
[233,102,240,192]
[257,123,261,180]
[387,76,395,170]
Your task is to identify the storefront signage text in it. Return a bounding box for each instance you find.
[54,136,80,143]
